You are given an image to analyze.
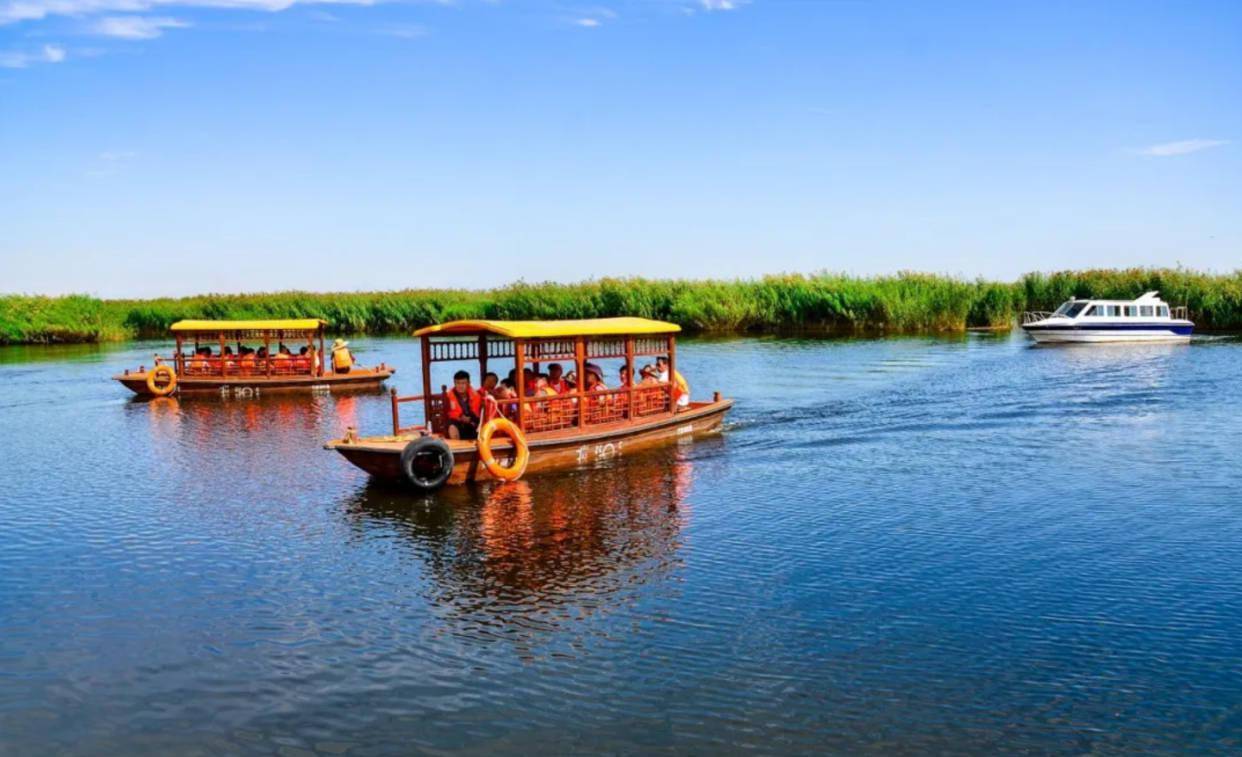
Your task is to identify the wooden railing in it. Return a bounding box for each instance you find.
[389,383,676,437]
[155,354,326,378]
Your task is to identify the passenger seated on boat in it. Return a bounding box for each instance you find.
[495,378,518,418]
[292,346,309,373]
[331,339,353,374]
[189,347,210,374]
[584,364,608,392]
[634,364,661,413]
[445,370,483,441]
[656,356,690,409]
[222,346,236,375]
[617,366,632,388]
[547,363,571,394]
[581,365,610,422]
[520,368,539,396]
[272,345,291,372]
[481,372,499,395]
[239,347,257,374]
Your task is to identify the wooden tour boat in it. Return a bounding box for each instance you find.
[114,319,394,398]
[325,318,732,490]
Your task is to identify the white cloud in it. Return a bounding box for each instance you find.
[92,14,188,38]
[700,0,742,10]
[571,6,615,27]
[0,43,66,67]
[377,23,426,38]
[1138,139,1230,157]
[0,0,376,26]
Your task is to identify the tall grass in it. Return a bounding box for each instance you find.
[3,268,1239,345]
[0,295,128,344]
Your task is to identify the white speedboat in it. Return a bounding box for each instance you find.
[1021,291,1193,344]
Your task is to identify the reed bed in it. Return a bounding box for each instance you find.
[3,269,1239,344]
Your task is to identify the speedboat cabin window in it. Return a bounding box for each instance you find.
[1140,305,1154,317]
[1086,305,1102,316]
[1060,302,1089,318]
[1124,306,1137,317]
[1158,306,1169,317]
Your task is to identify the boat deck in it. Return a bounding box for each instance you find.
[327,398,733,484]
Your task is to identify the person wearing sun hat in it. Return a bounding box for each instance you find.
[331,338,354,374]
[583,362,607,391]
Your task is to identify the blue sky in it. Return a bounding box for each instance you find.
[1,1,1239,297]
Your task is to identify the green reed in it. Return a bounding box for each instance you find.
[3,268,1239,344]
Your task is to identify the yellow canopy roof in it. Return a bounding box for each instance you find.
[414,317,681,339]
[170,319,327,333]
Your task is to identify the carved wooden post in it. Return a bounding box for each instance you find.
[421,336,433,429]
[667,335,677,415]
[625,336,635,420]
[515,339,527,432]
[575,336,587,430]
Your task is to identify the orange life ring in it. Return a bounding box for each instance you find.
[476,417,529,482]
[146,364,177,396]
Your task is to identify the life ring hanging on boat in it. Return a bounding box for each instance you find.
[477,417,529,482]
[146,364,178,396]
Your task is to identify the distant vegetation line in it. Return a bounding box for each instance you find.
[3,269,1241,345]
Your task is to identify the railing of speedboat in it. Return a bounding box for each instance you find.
[1171,305,1189,320]
[1021,311,1057,325]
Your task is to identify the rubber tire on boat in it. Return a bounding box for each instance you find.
[399,437,454,492]
[146,364,177,397]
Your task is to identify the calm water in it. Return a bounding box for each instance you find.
[2,333,1241,754]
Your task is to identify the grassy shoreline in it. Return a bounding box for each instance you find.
[3,269,1240,345]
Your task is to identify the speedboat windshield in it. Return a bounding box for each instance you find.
[1053,301,1089,318]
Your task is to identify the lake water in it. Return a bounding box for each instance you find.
[2,333,1241,754]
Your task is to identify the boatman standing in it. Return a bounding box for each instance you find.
[656,355,690,409]
[331,339,354,374]
[445,370,483,440]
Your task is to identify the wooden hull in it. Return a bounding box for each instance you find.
[114,368,394,397]
[327,399,733,486]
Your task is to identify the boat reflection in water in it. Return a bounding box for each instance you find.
[340,446,703,647]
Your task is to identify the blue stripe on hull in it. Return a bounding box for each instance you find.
[1023,322,1193,335]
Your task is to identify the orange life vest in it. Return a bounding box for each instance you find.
[670,370,689,401]
[332,347,353,372]
[446,388,483,421]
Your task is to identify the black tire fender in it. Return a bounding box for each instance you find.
[399,437,454,491]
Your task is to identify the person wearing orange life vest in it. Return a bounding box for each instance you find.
[655,355,690,409]
[189,346,210,374]
[445,370,483,440]
[331,339,354,374]
[546,363,571,394]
